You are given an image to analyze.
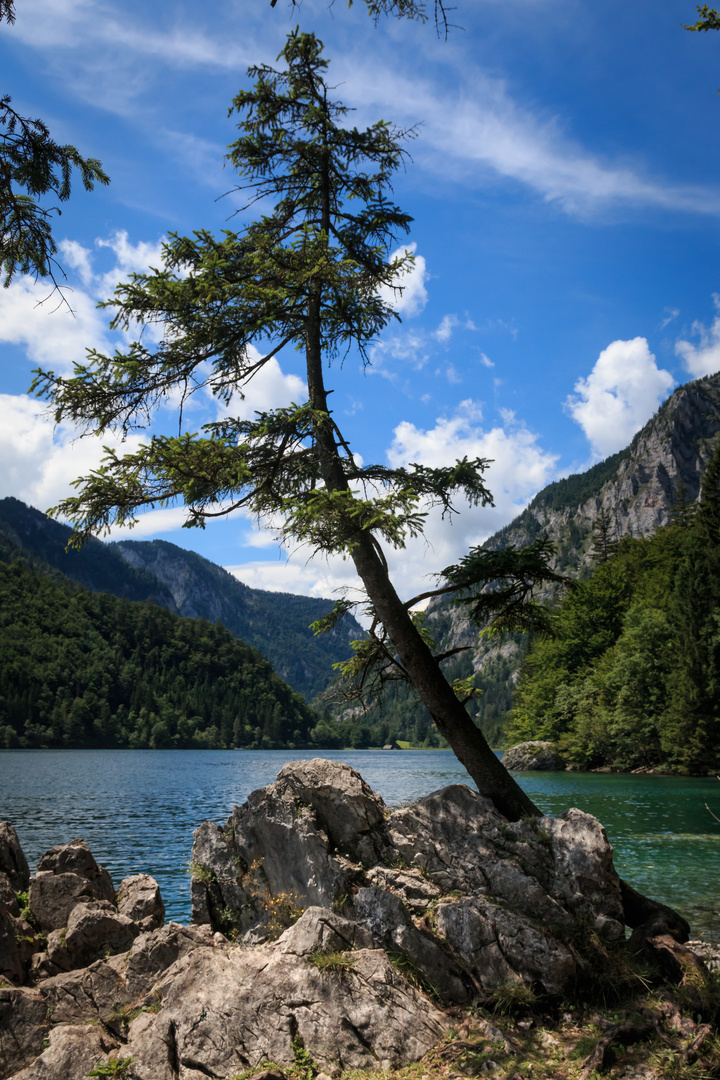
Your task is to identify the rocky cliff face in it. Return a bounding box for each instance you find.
[418,373,720,738]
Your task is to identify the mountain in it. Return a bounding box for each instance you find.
[358,373,720,745]
[0,554,318,751]
[111,538,360,700]
[0,498,361,701]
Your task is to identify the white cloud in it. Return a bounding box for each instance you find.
[479,352,494,368]
[566,338,675,458]
[223,400,559,609]
[675,295,720,378]
[435,314,458,343]
[378,243,428,318]
[0,393,147,513]
[216,353,307,421]
[381,399,559,598]
[346,61,720,219]
[0,274,115,374]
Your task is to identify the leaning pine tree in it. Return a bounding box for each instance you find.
[28,32,667,889]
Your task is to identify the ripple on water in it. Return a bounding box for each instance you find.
[1,749,719,932]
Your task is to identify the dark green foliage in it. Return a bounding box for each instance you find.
[0,96,109,290]
[0,498,360,701]
[508,442,720,772]
[0,550,318,751]
[685,5,720,32]
[589,508,619,565]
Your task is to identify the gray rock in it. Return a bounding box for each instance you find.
[124,907,445,1077]
[0,985,49,1080]
[0,824,30,894]
[434,895,576,994]
[275,758,391,865]
[191,764,369,934]
[116,874,165,932]
[364,866,442,912]
[0,875,19,918]
[28,873,103,934]
[0,903,27,985]
[45,900,139,972]
[8,1023,118,1080]
[35,839,114,901]
[39,922,214,1027]
[502,741,567,771]
[351,885,469,1003]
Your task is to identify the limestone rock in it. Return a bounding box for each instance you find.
[0,985,48,1080]
[124,907,445,1078]
[8,1023,118,1080]
[35,839,114,901]
[502,741,567,771]
[45,900,139,972]
[116,874,165,931]
[28,873,103,934]
[28,839,115,935]
[39,922,214,1027]
[0,904,27,985]
[0,876,19,918]
[351,884,469,1003]
[0,824,30,894]
[434,895,576,994]
[275,758,391,865]
[191,762,370,934]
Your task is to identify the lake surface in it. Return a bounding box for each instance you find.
[1,748,719,937]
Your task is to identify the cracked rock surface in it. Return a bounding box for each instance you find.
[0,758,658,1079]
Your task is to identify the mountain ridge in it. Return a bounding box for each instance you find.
[0,498,360,701]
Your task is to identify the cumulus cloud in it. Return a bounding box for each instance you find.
[222,400,559,609]
[0,393,147,513]
[217,353,307,421]
[566,338,675,458]
[0,274,115,374]
[378,243,428,318]
[381,400,558,598]
[675,295,720,378]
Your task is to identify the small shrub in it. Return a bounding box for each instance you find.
[291,1035,319,1080]
[187,862,214,885]
[88,1057,134,1078]
[490,981,538,1016]
[15,890,32,922]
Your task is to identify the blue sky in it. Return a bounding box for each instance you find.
[2,0,720,604]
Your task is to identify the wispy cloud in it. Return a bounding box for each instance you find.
[675,295,720,378]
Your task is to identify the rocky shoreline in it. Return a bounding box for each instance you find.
[1,759,718,1080]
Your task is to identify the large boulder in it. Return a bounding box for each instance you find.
[190,759,626,1001]
[116,874,165,932]
[28,840,115,935]
[190,759,384,936]
[502,740,567,771]
[121,907,445,1080]
[44,900,139,973]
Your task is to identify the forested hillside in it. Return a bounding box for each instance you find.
[0,544,319,750]
[0,498,360,700]
[507,444,720,773]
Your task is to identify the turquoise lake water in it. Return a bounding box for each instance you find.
[1,748,719,936]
